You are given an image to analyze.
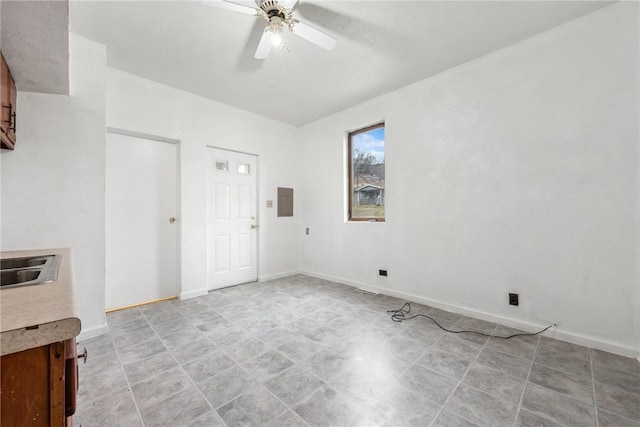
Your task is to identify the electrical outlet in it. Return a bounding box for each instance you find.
[305,227,309,235]
[509,293,519,306]
[379,269,387,277]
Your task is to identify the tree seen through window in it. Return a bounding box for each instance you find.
[348,123,385,221]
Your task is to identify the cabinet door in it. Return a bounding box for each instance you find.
[64,338,78,418]
[6,67,16,143]
[0,52,16,149]
[0,53,10,137]
[1,342,66,426]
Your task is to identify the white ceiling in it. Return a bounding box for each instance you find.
[70,0,615,126]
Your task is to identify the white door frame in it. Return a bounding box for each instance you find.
[206,145,260,289]
[106,127,182,308]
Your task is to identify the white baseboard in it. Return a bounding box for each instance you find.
[180,288,208,300]
[184,272,300,296]
[259,270,301,282]
[301,270,640,359]
[77,324,108,342]
[304,271,369,291]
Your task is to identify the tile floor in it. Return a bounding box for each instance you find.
[75,275,640,427]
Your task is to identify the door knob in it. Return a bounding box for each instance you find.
[250,224,259,229]
[169,217,176,224]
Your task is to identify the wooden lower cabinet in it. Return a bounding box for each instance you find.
[1,339,78,426]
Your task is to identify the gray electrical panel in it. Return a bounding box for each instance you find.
[278,187,293,217]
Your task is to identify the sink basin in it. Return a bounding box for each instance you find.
[1,269,41,286]
[0,254,61,289]
[0,256,51,270]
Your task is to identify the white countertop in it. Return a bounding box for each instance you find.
[0,248,81,355]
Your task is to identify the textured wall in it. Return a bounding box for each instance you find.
[299,3,639,356]
[1,34,106,337]
[1,1,69,94]
[106,69,301,298]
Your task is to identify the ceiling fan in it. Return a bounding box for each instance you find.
[208,0,337,59]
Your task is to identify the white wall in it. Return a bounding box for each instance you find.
[1,34,107,337]
[106,69,300,299]
[1,3,636,357]
[1,38,300,338]
[299,3,639,356]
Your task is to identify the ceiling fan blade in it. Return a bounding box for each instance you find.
[279,0,299,10]
[203,0,258,16]
[292,21,336,51]
[255,30,273,59]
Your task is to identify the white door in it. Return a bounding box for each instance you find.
[106,132,178,310]
[207,148,258,290]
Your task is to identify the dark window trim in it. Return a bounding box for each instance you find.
[348,122,385,222]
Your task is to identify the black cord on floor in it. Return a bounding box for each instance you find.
[387,302,554,340]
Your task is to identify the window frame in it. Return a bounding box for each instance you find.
[347,122,386,222]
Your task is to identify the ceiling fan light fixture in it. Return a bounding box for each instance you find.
[270,32,283,47]
[216,0,336,59]
[268,18,284,47]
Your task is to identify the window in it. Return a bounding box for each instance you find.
[237,163,251,174]
[215,160,229,172]
[348,122,385,221]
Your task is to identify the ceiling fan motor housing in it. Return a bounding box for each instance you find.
[259,0,293,22]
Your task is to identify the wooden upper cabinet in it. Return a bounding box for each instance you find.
[1,51,17,150]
